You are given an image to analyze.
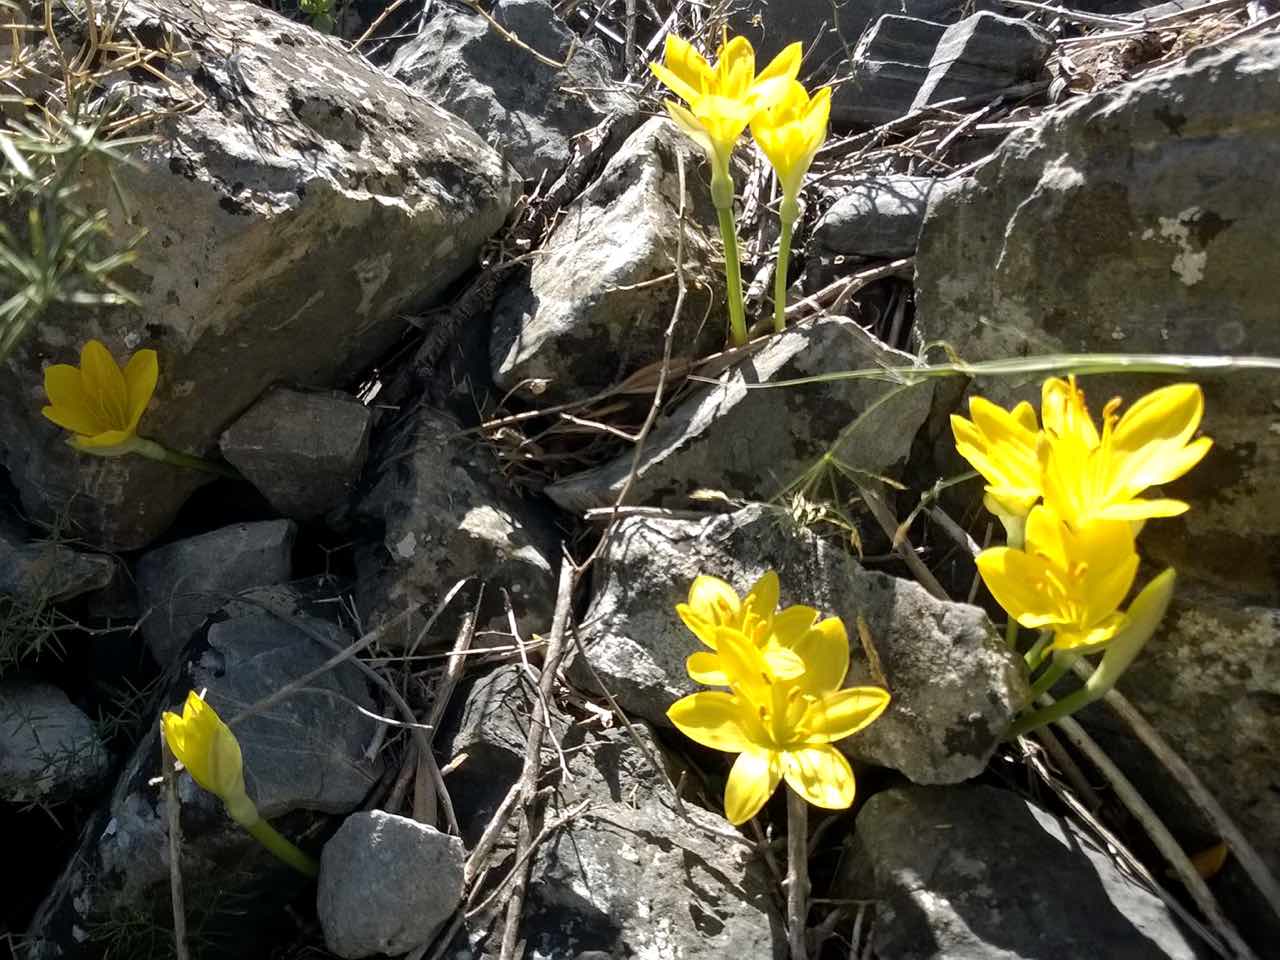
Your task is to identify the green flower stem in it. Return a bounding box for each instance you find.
[1027,650,1078,702]
[773,196,799,334]
[1007,684,1096,740]
[1005,618,1019,650]
[243,815,319,877]
[710,166,748,348]
[1023,632,1052,670]
[786,786,810,960]
[133,437,239,479]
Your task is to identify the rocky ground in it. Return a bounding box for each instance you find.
[1,0,1278,958]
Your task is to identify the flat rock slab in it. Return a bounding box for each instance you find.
[813,174,938,259]
[135,519,296,667]
[0,0,520,550]
[0,519,116,605]
[915,37,1280,594]
[835,16,948,128]
[546,316,934,514]
[845,784,1202,959]
[911,12,1053,111]
[568,504,1027,784]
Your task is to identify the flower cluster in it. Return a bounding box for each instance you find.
[650,34,830,344]
[667,571,889,824]
[953,376,1211,658]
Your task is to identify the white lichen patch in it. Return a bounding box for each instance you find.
[1145,207,1208,285]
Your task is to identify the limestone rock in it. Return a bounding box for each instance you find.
[445,663,567,845]
[219,387,372,521]
[915,37,1280,593]
[318,811,464,959]
[546,316,933,513]
[911,12,1053,111]
[835,16,947,128]
[0,0,520,550]
[0,682,111,803]
[25,604,383,959]
[844,785,1202,959]
[490,117,724,404]
[568,505,1027,783]
[354,406,557,647]
[813,175,938,260]
[135,519,296,667]
[520,723,776,959]
[0,517,115,605]
[390,0,636,182]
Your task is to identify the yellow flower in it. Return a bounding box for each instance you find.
[650,34,802,179]
[161,691,258,826]
[749,81,831,201]
[1039,376,1213,529]
[950,395,1043,526]
[976,504,1141,651]
[41,339,158,452]
[676,570,822,684]
[668,623,890,824]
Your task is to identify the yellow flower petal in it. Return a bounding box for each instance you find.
[790,617,849,697]
[686,651,729,686]
[976,546,1062,630]
[762,644,805,680]
[667,690,757,753]
[724,746,780,825]
[781,744,855,810]
[743,570,779,622]
[71,430,135,450]
[161,690,247,803]
[801,686,890,743]
[123,348,158,432]
[655,35,712,101]
[42,363,106,435]
[770,604,819,648]
[79,339,130,430]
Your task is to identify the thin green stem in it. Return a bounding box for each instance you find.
[773,196,798,334]
[1028,651,1077,702]
[1023,632,1052,670]
[1004,618,1019,650]
[134,437,239,478]
[1007,685,1096,740]
[244,816,319,877]
[716,203,748,347]
[786,786,810,960]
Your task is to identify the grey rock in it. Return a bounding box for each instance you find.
[1082,580,1280,940]
[520,723,776,959]
[545,316,933,514]
[491,117,724,404]
[0,0,520,550]
[729,0,964,84]
[0,681,111,803]
[219,387,372,521]
[354,406,557,647]
[318,811,464,959]
[844,785,1201,959]
[911,12,1053,111]
[0,517,116,604]
[915,37,1280,593]
[568,504,1027,784]
[835,16,948,128]
[26,605,382,959]
[445,663,567,845]
[390,0,636,182]
[814,175,937,259]
[135,519,296,667]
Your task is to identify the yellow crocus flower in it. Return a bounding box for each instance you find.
[668,623,890,824]
[162,690,258,826]
[749,81,831,203]
[1039,376,1213,529]
[976,504,1141,652]
[676,570,824,684]
[950,395,1043,533]
[162,690,319,876]
[41,338,157,452]
[650,34,801,186]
